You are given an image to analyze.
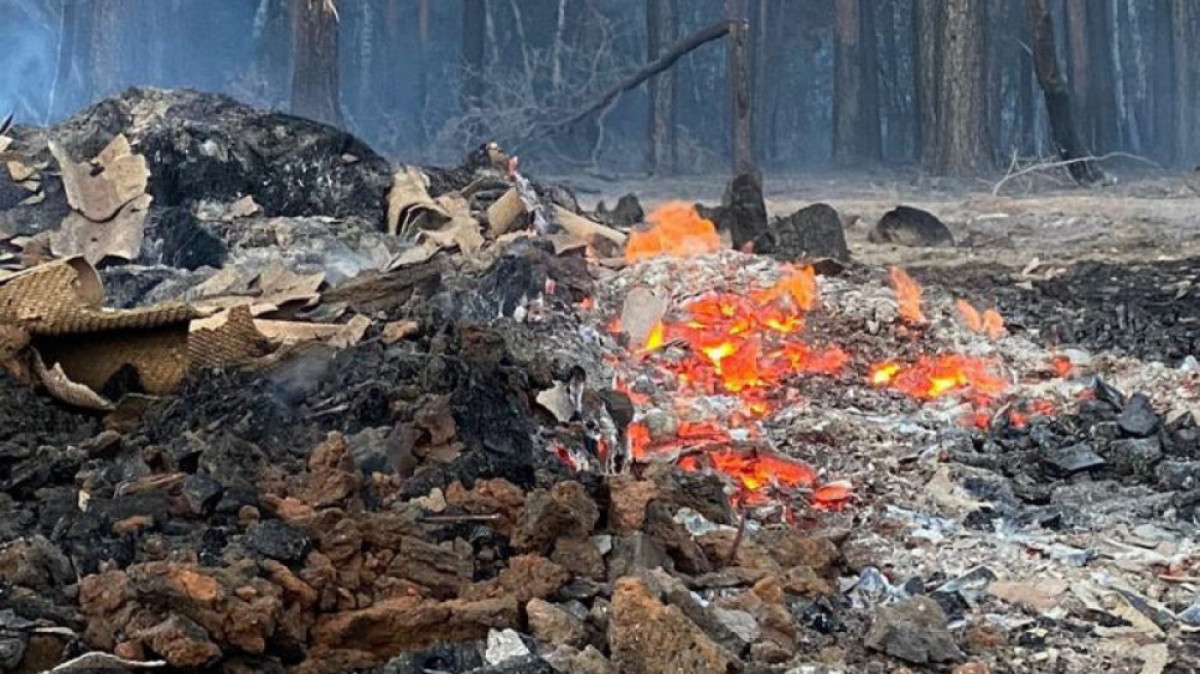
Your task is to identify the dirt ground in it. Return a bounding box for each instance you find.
[570,170,1200,269]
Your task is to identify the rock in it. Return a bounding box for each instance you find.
[1160,461,1200,490]
[485,628,532,666]
[387,536,473,599]
[953,664,990,674]
[551,537,607,581]
[870,206,955,247]
[1041,443,1106,476]
[182,472,224,516]
[710,608,760,648]
[132,614,222,667]
[1118,393,1160,437]
[607,476,659,533]
[512,482,600,555]
[1102,436,1163,477]
[311,596,519,664]
[864,596,964,665]
[609,577,735,674]
[756,528,840,575]
[526,598,588,648]
[375,642,485,674]
[247,520,311,563]
[563,645,615,674]
[302,432,363,508]
[467,555,570,604]
[770,203,851,262]
[608,533,674,580]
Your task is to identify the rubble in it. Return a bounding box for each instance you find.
[5,88,1200,674]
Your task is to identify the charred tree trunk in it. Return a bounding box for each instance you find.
[833,0,882,164]
[1174,0,1200,166]
[912,0,942,165]
[291,0,343,127]
[726,0,754,175]
[1024,0,1104,184]
[461,0,487,114]
[647,0,678,174]
[750,0,770,164]
[929,0,992,174]
[833,0,863,166]
[1086,0,1120,152]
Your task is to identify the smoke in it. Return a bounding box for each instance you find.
[0,0,60,124]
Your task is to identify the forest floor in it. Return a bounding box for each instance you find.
[571,170,1200,269]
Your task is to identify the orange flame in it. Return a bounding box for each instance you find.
[625,202,722,263]
[982,309,1005,340]
[889,267,926,323]
[956,300,982,332]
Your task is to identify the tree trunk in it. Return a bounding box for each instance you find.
[1173,0,1200,166]
[1086,0,1119,152]
[833,0,882,165]
[1064,0,1090,144]
[726,0,754,175]
[833,0,863,166]
[912,0,942,165]
[647,0,678,174]
[750,0,770,164]
[461,0,487,113]
[1024,0,1104,184]
[929,0,992,174]
[291,0,343,127]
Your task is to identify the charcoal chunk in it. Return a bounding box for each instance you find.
[182,473,224,516]
[246,520,310,563]
[1102,437,1164,477]
[1042,443,1106,476]
[1118,393,1160,438]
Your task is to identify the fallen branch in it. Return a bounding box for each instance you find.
[554,20,733,130]
[991,152,1161,196]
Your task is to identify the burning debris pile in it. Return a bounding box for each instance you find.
[2,89,1200,673]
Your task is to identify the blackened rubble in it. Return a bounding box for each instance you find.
[916,257,1200,365]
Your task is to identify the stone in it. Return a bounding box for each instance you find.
[1042,443,1106,476]
[132,614,222,668]
[565,645,615,674]
[594,194,644,228]
[247,520,311,563]
[1157,460,1200,490]
[485,628,531,666]
[953,664,990,674]
[526,598,588,648]
[386,536,472,599]
[182,472,224,515]
[303,432,363,508]
[710,608,760,648]
[609,577,735,674]
[310,596,519,664]
[870,206,955,247]
[756,528,840,575]
[512,482,599,555]
[1101,437,1164,477]
[1118,393,1160,438]
[864,596,964,664]
[607,476,659,533]
[780,564,834,597]
[467,555,570,604]
[551,537,607,581]
[607,533,674,581]
[771,203,851,262]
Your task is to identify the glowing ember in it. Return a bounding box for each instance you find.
[869,354,1008,401]
[1051,355,1074,377]
[889,267,926,323]
[812,480,854,509]
[625,202,722,263]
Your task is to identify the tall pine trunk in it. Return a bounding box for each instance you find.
[912,0,942,165]
[726,0,754,174]
[291,0,343,126]
[929,0,992,174]
[1173,0,1200,166]
[647,0,678,174]
[833,0,881,165]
